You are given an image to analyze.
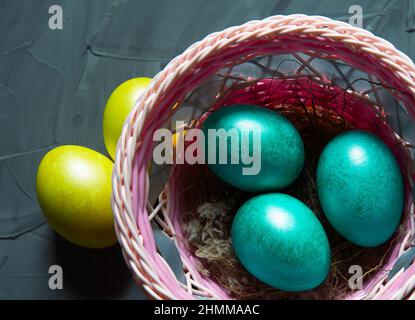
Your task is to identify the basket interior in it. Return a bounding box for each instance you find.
[144,51,415,300]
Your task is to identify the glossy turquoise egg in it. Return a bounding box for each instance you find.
[231,193,331,292]
[202,104,304,192]
[317,130,404,247]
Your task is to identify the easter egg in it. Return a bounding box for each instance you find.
[231,193,331,291]
[36,145,117,249]
[317,130,404,247]
[103,77,152,160]
[202,104,304,192]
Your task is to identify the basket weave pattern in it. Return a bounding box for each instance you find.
[112,15,415,300]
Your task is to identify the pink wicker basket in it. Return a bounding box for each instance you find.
[112,14,415,300]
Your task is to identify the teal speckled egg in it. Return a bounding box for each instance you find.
[202,104,304,192]
[317,130,404,247]
[231,193,331,292]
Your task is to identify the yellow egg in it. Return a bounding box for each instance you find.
[103,77,152,160]
[36,145,117,249]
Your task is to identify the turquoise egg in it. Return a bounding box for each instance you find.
[202,104,304,192]
[317,130,404,247]
[231,193,331,292]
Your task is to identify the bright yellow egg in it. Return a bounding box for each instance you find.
[36,145,117,249]
[103,77,152,160]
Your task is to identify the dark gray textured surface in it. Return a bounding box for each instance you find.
[0,0,414,299]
